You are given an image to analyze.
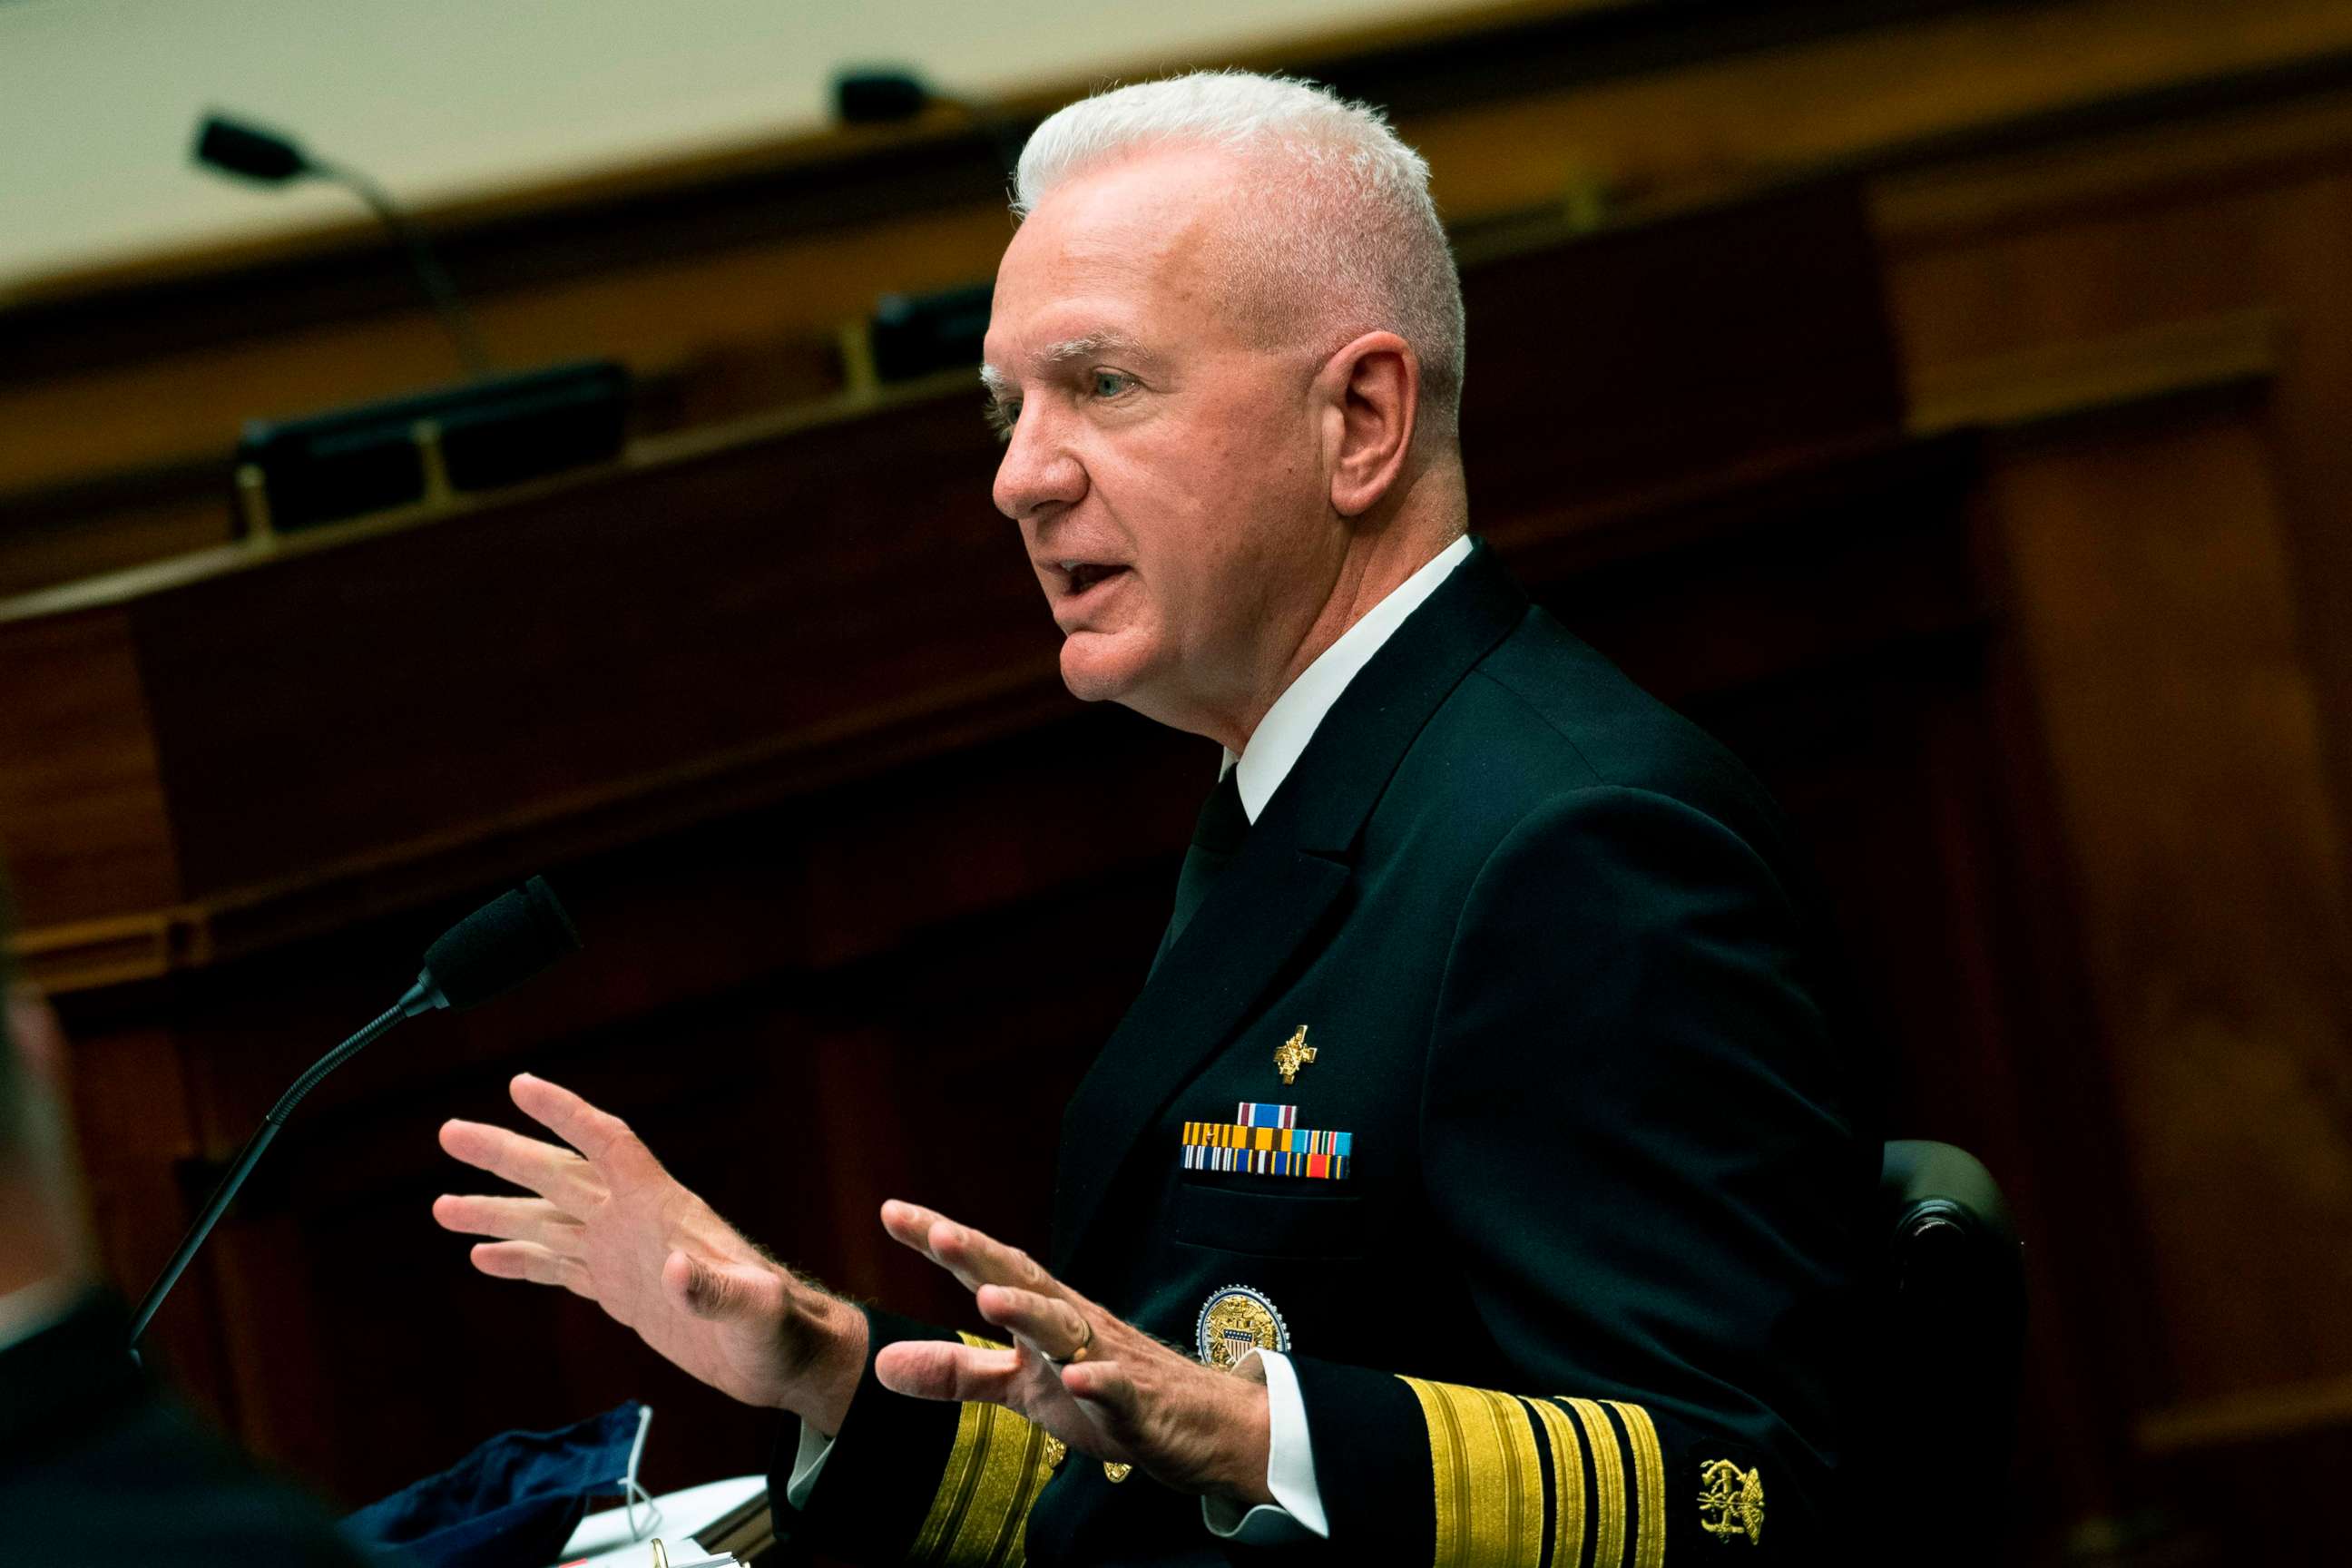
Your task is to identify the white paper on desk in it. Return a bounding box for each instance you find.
[554,1475,764,1568]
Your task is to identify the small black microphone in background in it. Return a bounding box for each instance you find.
[193,111,493,377]
[832,66,1025,181]
[126,877,582,1350]
[194,116,310,183]
[831,70,1017,386]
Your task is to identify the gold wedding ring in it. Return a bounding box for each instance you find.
[1045,1315,1093,1369]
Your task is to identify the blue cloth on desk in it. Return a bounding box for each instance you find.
[343,1402,644,1568]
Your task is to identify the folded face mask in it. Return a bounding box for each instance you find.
[343,1401,647,1568]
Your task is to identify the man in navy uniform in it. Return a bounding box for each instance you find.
[436,72,1868,1566]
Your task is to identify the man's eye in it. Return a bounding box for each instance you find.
[1091,370,1134,399]
[985,399,1021,442]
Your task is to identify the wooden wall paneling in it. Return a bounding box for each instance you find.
[0,463,237,603]
[55,1011,238,1428]
[1983,398,2352,1409]
[120,390,1019,901]
[2244,167,2352,930]
[1404,0,2352,217]
[1877,83,2352,906]
[1455,182,1904,514]
[1945,466,2184,1548]
[1965,506,2172,1550]
[1876,104,2352,1533]
[0,605,180,936]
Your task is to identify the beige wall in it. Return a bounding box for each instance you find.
[0,0,1495,291]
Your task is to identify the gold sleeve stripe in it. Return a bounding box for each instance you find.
[1483,1386,1544,1565]
[1605,1400,1666,1568]
[1563,1398,1627,1568]
[1404,1376,1474,1568]
[1521,1395,1585,1568]
[1400,1377,1545,1568]
[1397,1376,1665,1568]
[906,1332,1054,1568]
[909,1399,998,1565]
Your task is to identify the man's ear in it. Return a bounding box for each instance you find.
[1320,332,1419,517]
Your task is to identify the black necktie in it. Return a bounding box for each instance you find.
[1153,769,1250,973]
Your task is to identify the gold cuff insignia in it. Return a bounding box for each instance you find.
[1697,1458,1766,1545]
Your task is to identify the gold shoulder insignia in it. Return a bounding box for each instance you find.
[1697,1458,1766,1544]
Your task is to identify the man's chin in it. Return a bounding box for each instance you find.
[1057,632,1152,707]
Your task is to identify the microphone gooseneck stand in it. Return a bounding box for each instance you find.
[124,980,435,1349]
[125,874,581,1353]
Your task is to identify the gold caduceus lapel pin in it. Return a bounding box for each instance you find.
[1273,1024,1317,1085]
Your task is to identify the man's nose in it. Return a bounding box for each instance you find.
[992,407,1086,522]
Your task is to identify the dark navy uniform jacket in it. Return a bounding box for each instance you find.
[781,539,1872,1567]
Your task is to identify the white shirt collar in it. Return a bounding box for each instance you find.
[1221,534,1474,822]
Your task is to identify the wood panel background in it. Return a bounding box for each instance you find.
[8,3,2352,1563]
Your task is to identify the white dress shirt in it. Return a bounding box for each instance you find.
[791,534,1476,1543]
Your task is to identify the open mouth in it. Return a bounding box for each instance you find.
[1060,562,1130,596]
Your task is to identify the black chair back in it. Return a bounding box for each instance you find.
[1870,1140,2027,1564]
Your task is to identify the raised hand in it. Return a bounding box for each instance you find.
[873,1200,1273,1504]
[434,1073,867,1434]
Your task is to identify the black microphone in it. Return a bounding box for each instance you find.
[194,116,310,183]
[832,66,1025,181]
[192,111,493,377]
[411,876,582,1014]
[126,877,581,1349]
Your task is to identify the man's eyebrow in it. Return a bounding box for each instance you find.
[1040,331,1148,367]
[979,332,1156,398]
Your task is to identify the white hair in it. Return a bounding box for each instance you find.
[1013,71,1466,441]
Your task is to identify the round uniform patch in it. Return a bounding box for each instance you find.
[1195,1284,1289,1369]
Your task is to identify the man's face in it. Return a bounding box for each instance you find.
[984,147,1339,740]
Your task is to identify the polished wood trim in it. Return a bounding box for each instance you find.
[1872,80,2352,247]
[0,366,977,626]
[14,912,180,993]
[2140,1375,2352,1455]
[1908,309,2281,435]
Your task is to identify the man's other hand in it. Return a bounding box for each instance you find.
[434,1073,868,1435]
[874,1200,1275,1506]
